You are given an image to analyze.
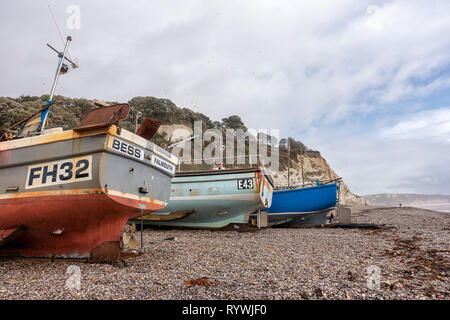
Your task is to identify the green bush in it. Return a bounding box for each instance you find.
[0,95,316,171]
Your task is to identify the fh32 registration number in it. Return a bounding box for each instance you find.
[25,156,92,189]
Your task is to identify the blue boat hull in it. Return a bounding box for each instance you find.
[254,183,338,227]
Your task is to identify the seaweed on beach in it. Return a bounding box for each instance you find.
[382,236,450,298]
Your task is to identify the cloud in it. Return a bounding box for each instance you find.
[305,127,450,196]
[381,107,450,142]
[0,0,449,195]
[301,105,450,195]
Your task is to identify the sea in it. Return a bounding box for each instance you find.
[411,204,450,213]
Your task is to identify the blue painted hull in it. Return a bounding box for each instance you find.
[254,183,338,227]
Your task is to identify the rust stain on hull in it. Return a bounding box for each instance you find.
[0,116,177,261]
[0,192,164,260]
[139,209,195,221]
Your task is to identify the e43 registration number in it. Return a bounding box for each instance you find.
[237,178,254,190]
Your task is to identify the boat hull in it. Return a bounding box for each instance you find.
[266,209,332,227]
[136,168,273,229]
[0,125,177,260]
[253,183,338,227]
[0,193,164,259]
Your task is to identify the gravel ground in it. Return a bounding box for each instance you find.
[0,206,448,300]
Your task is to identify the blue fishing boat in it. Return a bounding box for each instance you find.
[252,181,339,227]
[133,167,274,230]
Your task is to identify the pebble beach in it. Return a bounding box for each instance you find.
[0,206,448,300]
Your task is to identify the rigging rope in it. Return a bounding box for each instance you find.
[48,5,73,62]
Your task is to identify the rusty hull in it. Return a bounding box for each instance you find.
[0,121,178,261]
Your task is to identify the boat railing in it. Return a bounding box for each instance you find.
[275,177,343,191]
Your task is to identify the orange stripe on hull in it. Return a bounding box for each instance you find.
[0,193,163,259]
[0,188,166,206]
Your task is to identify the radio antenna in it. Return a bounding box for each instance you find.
[47,5,74,63]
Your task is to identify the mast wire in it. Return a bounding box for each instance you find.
[47,4,73,62]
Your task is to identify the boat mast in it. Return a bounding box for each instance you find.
[48,36,71,102]
[301,149,304,185]
[287,138,290,188]
[40,36,73,133]
[135,111,142,133]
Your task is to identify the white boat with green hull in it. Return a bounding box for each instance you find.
[134,167,274,230]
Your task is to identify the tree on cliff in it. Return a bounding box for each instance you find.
[221,115,247,130]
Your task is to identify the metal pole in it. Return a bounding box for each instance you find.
[257,210,261,229]
[287,139,290,187]
[46,43,78,68]
[301,150,305,185]
[48,36,71,104]
[40,36,72,133]
[135,111,142,133]
[337,180,341,207]
[140,217,143,252]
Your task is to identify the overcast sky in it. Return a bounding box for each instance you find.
[1,0,449,195]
